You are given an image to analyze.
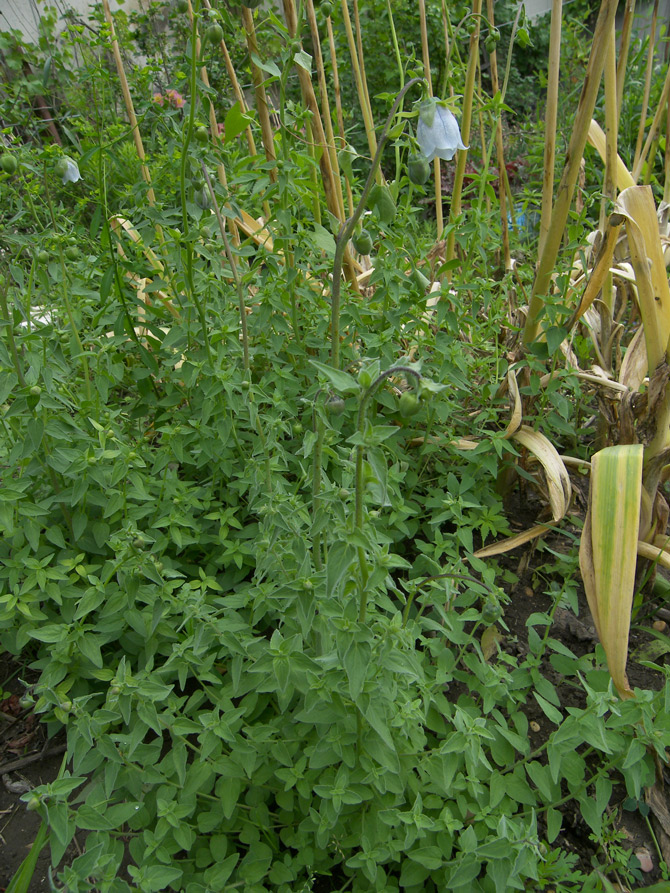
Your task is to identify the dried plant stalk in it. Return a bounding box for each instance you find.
[418,0,443,240]
[340,0,377,161]
[445,0,481,271]
[242,6,278,183]
[101,0,156,206]
[539,0,562,258]
[633,0,659,174]
[486,0,510,270]
[522,0,619,345]
[616,0,636,118]
[201,0,257,157]
[305,0,346,221]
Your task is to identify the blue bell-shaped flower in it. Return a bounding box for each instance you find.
[416,100,467,162]
[55,156,81,185]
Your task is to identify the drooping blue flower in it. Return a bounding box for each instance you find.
[416,100,467,163]
[56,156,81,185]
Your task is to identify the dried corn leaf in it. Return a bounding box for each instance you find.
[512,426,572,521]
[473,523,552,558]
[616,187,670,372]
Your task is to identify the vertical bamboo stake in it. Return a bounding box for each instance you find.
[633,0,659,175]
[440,0,454,98]
[281,0,359,289]
[353,0,374,139]
[633,61,670,182]
[664,90,670,203]
[538,0,562,260]
[616,0,636,119]
[522,0,619,346]
[242,6,278,183]
[485,0,510,270]
[327,13,354,216]
[445,0,481,272]
[186,0,241,247]
[600,24,618,330]
[201,0,257,157]
[305,0,346,222]
[341,0,378,161]
[419,0,443,240]
[101,0,156,206]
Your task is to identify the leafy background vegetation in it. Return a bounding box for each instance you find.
[2,0,670,891]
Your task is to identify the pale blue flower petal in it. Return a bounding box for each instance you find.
[416,103,467,163]
[62,158,81,184]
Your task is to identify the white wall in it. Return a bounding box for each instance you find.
[0,0,144,42]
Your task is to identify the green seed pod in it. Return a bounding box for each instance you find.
[352,228,373,255]
[55,158,69,179]
[195,125,209,143]
[399,392,419,418]
[408,154,431,185]
[326,395,346,416]
[1,154,18,175]
[205,23,224,44]
[516,26,530,49]
[37,249,49,264]
[65,245,80,261]
[368,183,396,225]
[321,0,333,16]
[481,600,503,624]
[485,35,497,54]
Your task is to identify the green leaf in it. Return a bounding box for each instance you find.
[546,807,562,842]
[344,640,370,700]
[5,821,49,893]
[532,692,563,724]
[223,100,253,144]
[310,360,359,394]
[407,845,443,870]
[326,541,355,598]
[293,49,312,71]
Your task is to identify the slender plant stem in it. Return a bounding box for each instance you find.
[202,166,249,372]
[330,78,424,370]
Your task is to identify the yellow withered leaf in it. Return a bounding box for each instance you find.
[616,186,670,373]
[512,426,572,522]
[579,444,643,698]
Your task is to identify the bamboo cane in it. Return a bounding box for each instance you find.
[538,0,562,259]
[340,0,377,161]
[241,6,278,184]
[305,0,346,221]
[522,0,620,346]
[418,0,443,240]
[281,0,359,289]
[486,0,511,270]
[445,0,481,271]
[633,0,659,175]
[101,0,156,206]
[616,0,636,119]
[201,0,257,158]
[326,12,354,215]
